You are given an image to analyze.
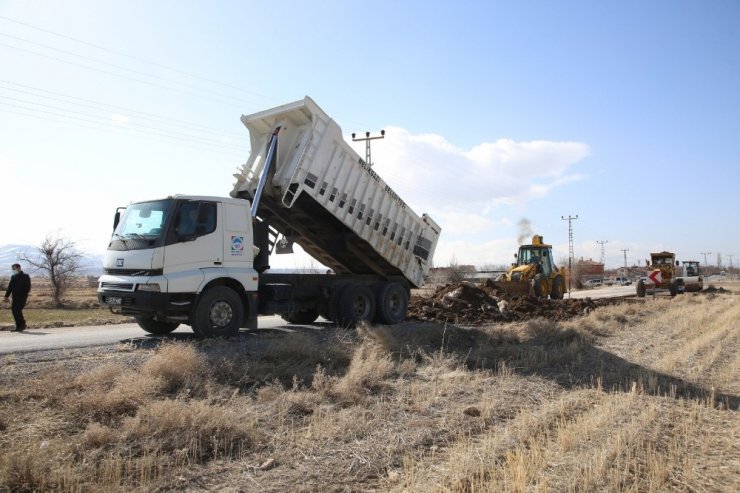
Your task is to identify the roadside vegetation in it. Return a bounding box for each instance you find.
[0,282,737,491]
[0,279,131,329]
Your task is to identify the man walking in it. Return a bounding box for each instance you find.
[4,263,31,332]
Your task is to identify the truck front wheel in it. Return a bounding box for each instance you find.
[192,286,243,338]
[135,316,180,335]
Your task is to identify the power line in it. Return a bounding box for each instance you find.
[0,82,245,139]
[0,32,268,109]
[0,96,245,151]
[0,41,255,109]
[0,103,244,155]
[0,14,275,104]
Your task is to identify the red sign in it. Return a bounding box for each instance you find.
[648,271,662,284]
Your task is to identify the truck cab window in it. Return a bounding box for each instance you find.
[175,202,216,239]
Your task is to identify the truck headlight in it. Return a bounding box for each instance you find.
[137,284,161,292]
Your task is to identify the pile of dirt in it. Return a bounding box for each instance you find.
[703,286,732,293]
[408,280,619,325]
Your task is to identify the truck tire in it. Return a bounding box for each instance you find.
[636,280,646,298]
[135,316,179,335]
[550,276,565,300]
[337,284,376,327]
[327,283,348,323]
[281,309,319,325]
[191,286,243,338]
[375,282,409,325]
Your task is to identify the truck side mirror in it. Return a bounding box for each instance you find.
[112,207,126,232]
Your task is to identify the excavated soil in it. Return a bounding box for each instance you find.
[408,280,629,325]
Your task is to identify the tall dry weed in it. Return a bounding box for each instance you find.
[122,399,259,461]
[141,342,209,395]
[332,338,396,403]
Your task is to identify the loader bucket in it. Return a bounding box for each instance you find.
[488,280,531,298]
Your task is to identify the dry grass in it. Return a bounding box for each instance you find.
[0,280,131,329]
[0,288,738,491]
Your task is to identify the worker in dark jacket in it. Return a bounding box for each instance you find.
[4,263,31,332]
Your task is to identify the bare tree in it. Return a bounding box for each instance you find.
[448,255,474,283]
[21,234,83,307]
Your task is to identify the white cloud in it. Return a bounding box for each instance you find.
[364,127,590,215]
[346,127,591,267]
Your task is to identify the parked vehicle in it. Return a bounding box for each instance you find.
[605,277,631,286]
[584,279,603,287]
[98,97,440,336]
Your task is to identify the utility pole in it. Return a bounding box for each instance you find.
[561,214,578,294]
[352,130,385,166]
[699,251,712,267]
[621,248,629,276]
[596,240,608,265]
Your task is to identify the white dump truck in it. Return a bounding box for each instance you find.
[98,97,441,337]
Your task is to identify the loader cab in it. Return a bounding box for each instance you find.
[516,244,554,277]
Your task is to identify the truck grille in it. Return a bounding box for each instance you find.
[100,282,135,292]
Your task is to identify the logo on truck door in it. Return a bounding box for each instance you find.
[231,236,244,256]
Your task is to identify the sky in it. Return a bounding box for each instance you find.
[1,0,738,271]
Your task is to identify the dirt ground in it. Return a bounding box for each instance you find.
[0,282,738,491]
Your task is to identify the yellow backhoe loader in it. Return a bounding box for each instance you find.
[494,235,567,299]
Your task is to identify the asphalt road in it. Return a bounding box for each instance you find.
[569,285,636,299]
[0,285,643,355]
[0,315,317,355]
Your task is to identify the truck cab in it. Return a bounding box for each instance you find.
[98,195,259,337]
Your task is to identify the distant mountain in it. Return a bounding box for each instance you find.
[0,244,104,277]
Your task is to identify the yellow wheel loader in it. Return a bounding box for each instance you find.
[494,235,567,300]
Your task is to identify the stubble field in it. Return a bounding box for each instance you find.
[0,282,738,492]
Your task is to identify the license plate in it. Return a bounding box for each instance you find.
[108,297,122,305]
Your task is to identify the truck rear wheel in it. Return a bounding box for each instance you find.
[375,282,409,324]
[135,316,179,335]
[192,286,242,338]
[281,309,319,324]
[337,284,376,327]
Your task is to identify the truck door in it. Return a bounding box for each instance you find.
[163,201,222,292]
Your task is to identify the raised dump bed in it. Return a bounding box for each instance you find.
[231,96,440,288]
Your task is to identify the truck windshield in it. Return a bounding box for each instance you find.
[111,199,174,250]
